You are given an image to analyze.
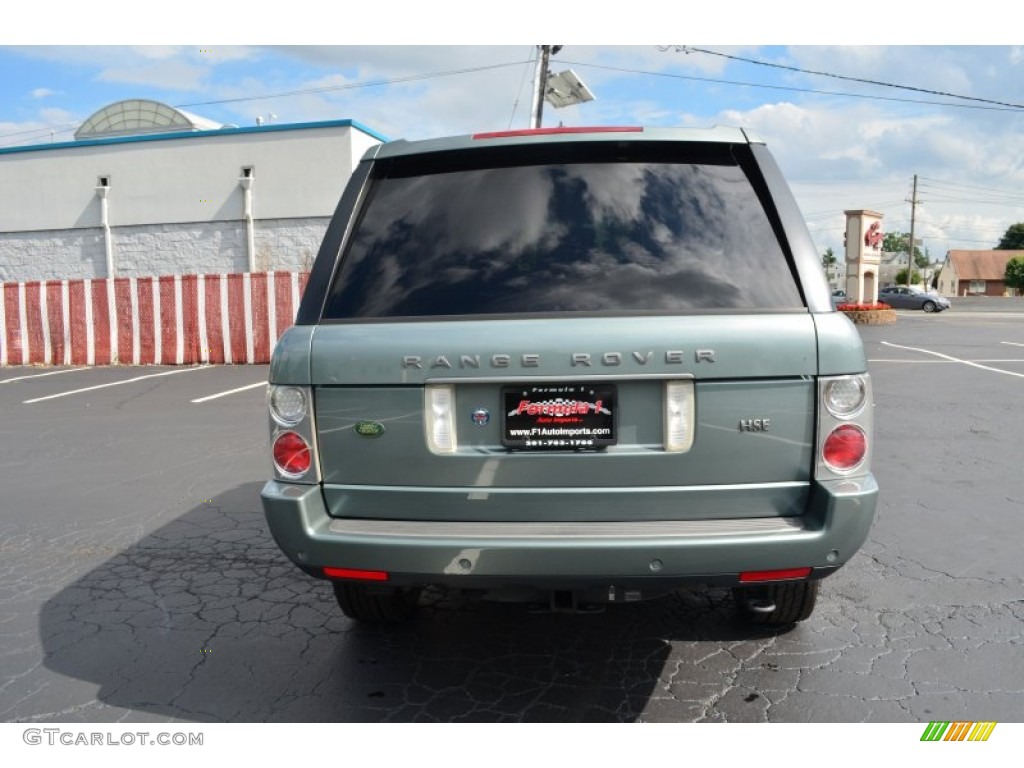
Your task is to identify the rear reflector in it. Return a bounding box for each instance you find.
[739,567,812,583]
[472,126,643,139]
[323,567,389,582]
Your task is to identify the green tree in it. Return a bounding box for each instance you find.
[821,247,837,280]
[996,223,1024,250]
[1005,257,1024,294]
[883,231,929,267]
[895,269,922,285]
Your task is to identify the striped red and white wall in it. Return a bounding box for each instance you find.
[0,272,309,366]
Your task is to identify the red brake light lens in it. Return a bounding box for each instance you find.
[273,431,311,476]
[323,567,389,582]
[822,424,867,472]
[739,567,812,583]
[472,126,643,140]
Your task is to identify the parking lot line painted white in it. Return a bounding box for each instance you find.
[191,381,266,403]
[1001,341,1024,347]
[1,367,90,384]
[23,365,211,404]
[881,341,1024,379]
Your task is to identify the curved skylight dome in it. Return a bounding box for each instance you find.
[75,99,222,139]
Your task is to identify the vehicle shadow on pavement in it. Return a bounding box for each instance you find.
[39,483,778,723]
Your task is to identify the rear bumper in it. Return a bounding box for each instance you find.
[261,476,877,590]
[260,479,876,593]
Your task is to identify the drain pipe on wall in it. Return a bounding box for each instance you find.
[96,177,114,277]
[240,167,256,272]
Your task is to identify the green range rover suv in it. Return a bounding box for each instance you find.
[261,126,877,626]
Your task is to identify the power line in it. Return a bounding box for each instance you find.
[0,60,532,146]
[175,60,531,108]
[670,46,1024,111]
[918,177,1024,205]
[560,60,1022,114]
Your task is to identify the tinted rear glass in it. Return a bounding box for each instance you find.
[323,143,803,319]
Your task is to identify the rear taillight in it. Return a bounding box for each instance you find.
[268,384,319,483]
[822,375,867,418]
[822,424,867,472]
[273,431,312,477]
[816,374,872,479]
[269,386,307,426]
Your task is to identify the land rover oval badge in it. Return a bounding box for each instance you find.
[354,421,385,438]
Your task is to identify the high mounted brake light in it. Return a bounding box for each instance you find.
[472,126,644,140]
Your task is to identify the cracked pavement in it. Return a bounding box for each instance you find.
[1,315,1023,723]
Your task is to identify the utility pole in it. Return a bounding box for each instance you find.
[529,45,561,129]
[906,174,919,287]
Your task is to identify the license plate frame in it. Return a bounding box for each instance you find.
[501,383,617,450]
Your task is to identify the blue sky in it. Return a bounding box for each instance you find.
[2,4,1023,260]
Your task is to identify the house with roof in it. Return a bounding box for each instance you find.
[0,99,385,282]
[938,250,1023,297]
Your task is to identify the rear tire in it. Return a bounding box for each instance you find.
[332,581,420,623]
[922,300,936,312]
[733,580,819,627]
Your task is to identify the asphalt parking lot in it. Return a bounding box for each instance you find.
[1,309,1022,723]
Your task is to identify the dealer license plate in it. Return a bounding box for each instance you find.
[502,383,617,450]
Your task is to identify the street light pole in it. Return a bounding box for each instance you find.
[906,174,919,287]
[530,45,553,129]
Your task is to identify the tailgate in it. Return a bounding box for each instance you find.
[312,315,817,522]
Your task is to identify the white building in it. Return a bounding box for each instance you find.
[0,99,385,282]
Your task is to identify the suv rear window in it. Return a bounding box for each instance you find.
[322,142,803,319]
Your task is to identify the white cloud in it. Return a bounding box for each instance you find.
[30,87,58,99]
[38,107,75,124]
[97,61,208,92]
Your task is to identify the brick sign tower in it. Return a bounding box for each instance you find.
[844,210,883,305]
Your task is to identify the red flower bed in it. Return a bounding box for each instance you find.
[836,302,891,311]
